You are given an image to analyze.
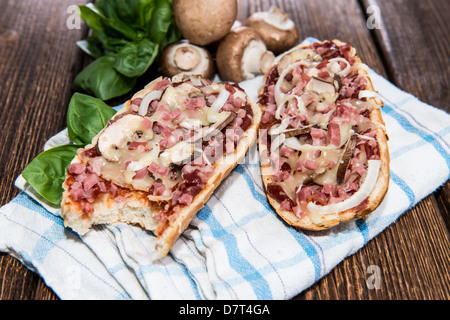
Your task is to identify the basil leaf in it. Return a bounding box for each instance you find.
[114,38,159,77]
[22,145,83,206]
[136,0,156,29]
[76,36,106,59]
[79,5,137,51]
[148,0,174,44]
[78,4,105,31]
[102,18,141,41]
[94,0,121,20]
[73,55,137,100]
[75,0,180,100]
[96,0,155,26]
[67,93,116,145]
[160,21,182,49]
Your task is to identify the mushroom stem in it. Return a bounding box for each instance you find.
[242,40,275,79]
[262,6,295,31]
[245,6,299,55]
[158,40,215,79]
[174,46,201,71]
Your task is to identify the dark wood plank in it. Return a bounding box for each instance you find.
[362,0,449,112]
[0,0,90,300]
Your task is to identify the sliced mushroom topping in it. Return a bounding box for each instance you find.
[160,111,237,166]
[336,134,358,185]
[305,76,338,103]
[98,114,153,162]
[284,127,312,138]
[202,111,237,141]
[160,140,202,166]
[269,125,312,138]
[289,48,322,63]
[333,74,342,92]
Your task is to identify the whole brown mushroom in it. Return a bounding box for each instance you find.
[158,40,215,79]
[216,26,275,83]
[246,6,299,55]
[173,0,237,46]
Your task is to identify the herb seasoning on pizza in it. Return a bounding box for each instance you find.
[258,40,390,230]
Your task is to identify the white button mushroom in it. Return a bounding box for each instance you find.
[158,40,215,79]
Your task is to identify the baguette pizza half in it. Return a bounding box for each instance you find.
[61,73,261,259]
[257,40,389,230]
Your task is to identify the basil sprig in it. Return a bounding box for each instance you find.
[22,145,84,206]
[67,92,117,145]
[73,0,180,100]
[22,93,117,206]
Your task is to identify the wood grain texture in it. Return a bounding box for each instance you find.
[0,0,89,300]
[0,0,448,300]
[362,0,449,112]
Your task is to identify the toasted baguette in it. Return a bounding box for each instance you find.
[61,75,262,259]
[257,39,390,231]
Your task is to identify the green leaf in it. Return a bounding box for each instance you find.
[78,4,105,32]
[79,4,137,51]
[148,0,174,44]
[102,18,140,41]
[76,36,106,59]
[114,38,159,77]
[22,145,83,206]
[92,29,130,52]
[73,55,137,100]
[75,0,180,100]
[67,93,116,145]
[160,21,182,49]
[96,0,155,27]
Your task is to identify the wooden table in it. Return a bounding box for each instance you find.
[0,0,448,300]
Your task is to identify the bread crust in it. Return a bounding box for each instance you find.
[61,75,262,259]
[257,39,390,231]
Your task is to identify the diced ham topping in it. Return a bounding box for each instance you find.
[152,183,166,196]
[258,40,381,213]
[128,141,149,151]
[328,122,341,146]
[83,173,101,191]
[67,163,124,216]
[185,97,206,110]
[153,78,171,91]
[133,167,148,180]
[69,77,256,221]
[68,163,86,175]
[142,117,152,129]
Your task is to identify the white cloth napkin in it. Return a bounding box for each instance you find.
[1,38,449,299]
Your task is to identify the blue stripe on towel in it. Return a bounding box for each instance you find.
[390,170,415,206]
[12,193,64,226]
[383,104,450,170]
[197,204,273,299]
[32,223,66,262]
[234,165,323,282]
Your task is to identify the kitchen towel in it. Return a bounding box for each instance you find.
[1,38,449,299]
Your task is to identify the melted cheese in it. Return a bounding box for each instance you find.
[93,79,247,203]
[265,46,381,212]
